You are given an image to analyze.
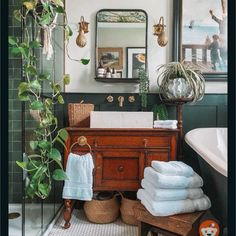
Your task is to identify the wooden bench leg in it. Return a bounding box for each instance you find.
[63,199,72,229]
[138,221,151,236]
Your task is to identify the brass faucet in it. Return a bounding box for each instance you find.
[118,96,124,107]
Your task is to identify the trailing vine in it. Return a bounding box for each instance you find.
[138,68,149,109]
[8,0,89,199]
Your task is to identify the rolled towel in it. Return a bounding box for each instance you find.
[151,160,194,177]
[141,178,204,201]
[137,188,211,216]
[153,124,177,129]
[144,167,203,189]
[154,120,178,126]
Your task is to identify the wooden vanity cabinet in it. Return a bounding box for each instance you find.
[64,128,178,191]
[63,128,178,228]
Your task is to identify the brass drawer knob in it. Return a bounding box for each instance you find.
[117,165,124,172]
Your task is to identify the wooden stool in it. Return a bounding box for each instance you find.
[133,202,206,236]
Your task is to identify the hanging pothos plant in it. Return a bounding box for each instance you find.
[8,0,89,199]
[138,68,149,110]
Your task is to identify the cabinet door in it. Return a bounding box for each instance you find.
[94,150,144,191]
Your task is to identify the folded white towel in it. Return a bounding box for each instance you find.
[144,167,203,189]
[151,160,194,177]
[153,124,177,129]
[141,178,204,201]
[154,120,178,125]
[62,152,94,201]
[137,188,211,216]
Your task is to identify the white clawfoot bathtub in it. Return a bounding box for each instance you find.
[185,128,227,227]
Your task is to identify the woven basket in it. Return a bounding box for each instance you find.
[120,192,139,226]
[68,101,94,127]
[84,195,120,224]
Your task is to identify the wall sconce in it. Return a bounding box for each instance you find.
[153,16,168,47]
[76,16,89,48]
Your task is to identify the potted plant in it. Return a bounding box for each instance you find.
[138,68,149,110]
[8,0,89,199]
[156,61,205,103]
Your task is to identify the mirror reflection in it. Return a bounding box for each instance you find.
[95,9,148,81]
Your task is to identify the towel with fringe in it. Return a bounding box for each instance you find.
[62,152,94,201]
[141,178,204,201]
[137,188,211,216]
[144,167,203,189]
[151,160,194,177]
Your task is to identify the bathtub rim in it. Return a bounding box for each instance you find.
[185,128,227,177]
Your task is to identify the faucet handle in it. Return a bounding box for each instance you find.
[118,96,124,107]
[106,95,113,103]
[128,95,135,103]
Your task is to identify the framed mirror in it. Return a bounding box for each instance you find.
[95,9,148,83]
[173,0,227,81]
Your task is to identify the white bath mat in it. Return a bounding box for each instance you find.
[48,209,138,236]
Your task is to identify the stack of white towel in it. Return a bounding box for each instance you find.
[153,120,178,129]
[137,161,211,216]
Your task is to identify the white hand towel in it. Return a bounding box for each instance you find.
[151,160,194,177]
[154,120,178,126]
[62,152,94,201]
[153,124,177,129]
[137,188,211,216]
[144,167,203,189]
[141,178,204,201]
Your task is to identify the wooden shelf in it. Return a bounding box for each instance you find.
[95,77,139,83]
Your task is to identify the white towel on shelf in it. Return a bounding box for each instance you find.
[153,124,178,129]
[62,152,94,201]
[141,178,204,201]
[151,160,194,177]
[154,120,178,126]
[144,167,203,189]
[137,188,211,216]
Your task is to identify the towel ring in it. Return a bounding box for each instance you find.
[70,136,92,153]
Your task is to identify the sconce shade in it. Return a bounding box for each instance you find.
[76,29,87,48]
[157,31,168,47]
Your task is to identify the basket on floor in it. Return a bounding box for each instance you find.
[84,194,120,224]
[68,101,94,127]
[120,192,139,226]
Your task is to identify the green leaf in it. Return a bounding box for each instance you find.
[55,6,65,13]
[18,82,29,94]
[49,148,63,169]
[30,80,41,92]
[65,25,73,40]
[8,36,18,45]
[38,73,50,81]
[63,74,70,85]
[44,98,52,108]
[55,136,67,151]
[32,165,47,181]
[38,140,51,150]
[38,183,51,197]
[18,92,30,101]
[40,13,52,25]
[52,83,61,93]
[30,101,44,110]
[26,65,37,75]
[81,59,90,65]
[18,46,29,58]
[58,129,68,141]
[29,141,38,150]
[57,95,64,104]
[26,180,37,198]
[13,9,21,22]
[10,47,21,56]
[16,161,27,169]
[52,169,68,181]
[51,0,64,7]
[29,41,41,48]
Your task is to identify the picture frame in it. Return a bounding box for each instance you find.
[126,47,146,78]
[173,0,227,80]
[97,47,123,70]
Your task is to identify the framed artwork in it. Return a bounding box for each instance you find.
[173,0,227,80]
[98,47,123,70]
[127,47,146,78]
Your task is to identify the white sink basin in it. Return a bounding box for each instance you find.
[90,111,153,128]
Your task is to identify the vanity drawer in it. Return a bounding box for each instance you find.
[92,135,171,148]
[94,151,142,190]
